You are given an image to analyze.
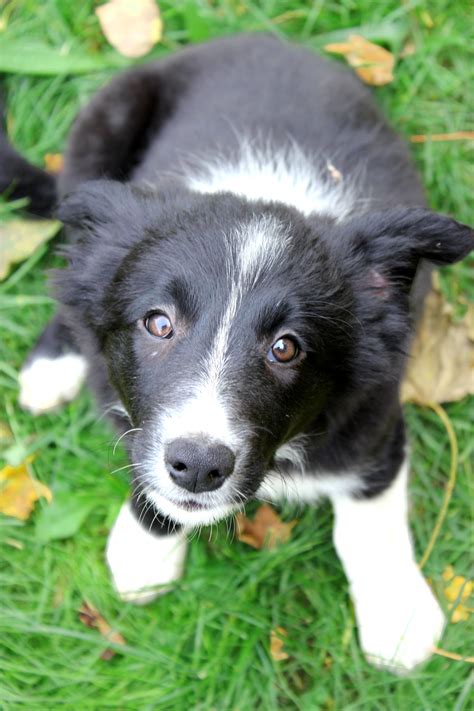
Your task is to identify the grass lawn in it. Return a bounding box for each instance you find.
[1,1,473,708]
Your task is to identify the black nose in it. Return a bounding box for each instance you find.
[165,438,235,494]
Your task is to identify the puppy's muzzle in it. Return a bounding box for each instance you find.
[165,438,235,493]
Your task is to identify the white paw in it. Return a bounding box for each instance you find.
[18,354,87,414]
[354,568,445,674]
[106,501,188,605]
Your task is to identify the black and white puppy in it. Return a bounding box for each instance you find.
[5,34,473,674]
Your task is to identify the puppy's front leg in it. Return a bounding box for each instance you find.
[106,493,188,605]
[331,460,445,674]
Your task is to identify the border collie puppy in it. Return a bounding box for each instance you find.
[3,34,473,674]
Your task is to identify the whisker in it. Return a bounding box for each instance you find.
[109,461,144,476]
[112,427,143,456]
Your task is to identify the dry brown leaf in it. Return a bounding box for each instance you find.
[96,0,163,58]
[44,153,64,174]
[401,289,474,405]
[442,566,473,624]
[236,504,297,550]
[324,34,394,86]
[0,459,52,520]
[78,600,126,659]
[270,627,289,661]
[0,218,61,280]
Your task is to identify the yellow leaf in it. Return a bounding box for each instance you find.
[401,289,474,405]
[96,0,163,58]
[442,565,455,582]
[324,34,394,86]
[0,218,61,281]
[0,460,52,520]
[442,567,473,624]
[270,627,289,661]
[44,153,64,174]
[236,505,297,550]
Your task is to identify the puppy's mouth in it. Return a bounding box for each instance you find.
[144,483,245,526]
[178,499,212,511]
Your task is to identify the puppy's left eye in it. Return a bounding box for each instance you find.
[267,336,299,364]
[144,312,173,339]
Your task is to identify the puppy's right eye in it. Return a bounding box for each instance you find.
[144,312,173,339]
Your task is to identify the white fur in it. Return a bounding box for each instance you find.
[187,139,355,219]
[145,488,239,527]
[143,385,245,526]
[160,387,238,450]
[106,501,188,604]
[18,354,87,414]
[258,440,362,503]
[258,471,362,504]
[331,460,445,674]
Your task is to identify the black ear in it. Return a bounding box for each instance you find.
[53,180,150,328]
[56,179,140,238]
[347,207,473,280]
[332,207,472,387]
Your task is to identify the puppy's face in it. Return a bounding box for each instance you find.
[56,181,473,525]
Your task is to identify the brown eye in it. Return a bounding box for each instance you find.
[267,336,299,364]
[145,312,173,339]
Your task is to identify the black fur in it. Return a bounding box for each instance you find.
[3,34,473,530]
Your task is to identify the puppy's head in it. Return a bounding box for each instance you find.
[55,180,473,525]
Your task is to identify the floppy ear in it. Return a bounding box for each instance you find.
[346,207,473,286]
[56,179,143,238]
[333,207,473,386]
[53,180,152,327]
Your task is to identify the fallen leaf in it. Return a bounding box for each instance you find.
[78,600,126,659]
[0,459,52,520]
[96,0,163,58]
[270,627,289,661]
[401,288,474,405]
[410,131,474,143]
[236,504,297,550]
[324,34,394,86]
[442,566,473,624]
[44,153,64,173]
[0,218,61,281]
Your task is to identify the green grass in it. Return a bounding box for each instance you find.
[1,1,473,708]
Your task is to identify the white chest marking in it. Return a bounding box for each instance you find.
[257,471,362,503]
[186,140,355,219]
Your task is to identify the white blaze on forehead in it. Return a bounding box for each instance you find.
[186,139,355,219]
[206,214,290,391]
[159,215,288,450]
